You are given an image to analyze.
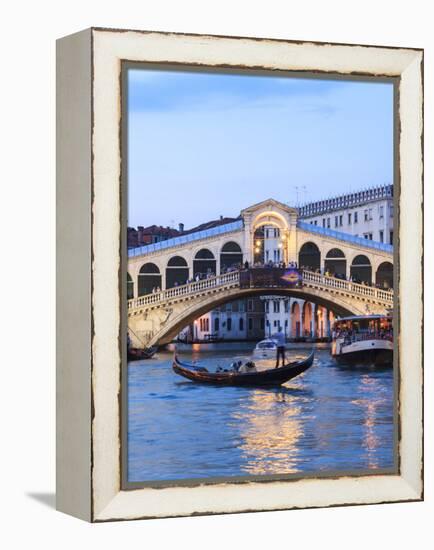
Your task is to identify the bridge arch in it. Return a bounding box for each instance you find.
[135,283,382,347]
[193,248,216,278]
[350,254,372,285]
[220,241,243,273]
[166,255,189,289]
[299,242,321,272]
[376,261,393,289]
[324,247,346,278]
[138,262,161,296]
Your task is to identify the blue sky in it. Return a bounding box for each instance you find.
[127,68,393,229]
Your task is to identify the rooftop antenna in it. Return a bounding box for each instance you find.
[294,186,299,207]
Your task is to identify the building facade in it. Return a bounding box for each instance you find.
[179,297,265,342]
[298,184,394,245]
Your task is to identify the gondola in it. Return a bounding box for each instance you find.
[127,346,157,362]
[172,350,315,386]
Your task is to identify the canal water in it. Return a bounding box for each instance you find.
[127,343,395,483]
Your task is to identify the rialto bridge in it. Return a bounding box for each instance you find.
[127,199,394,347]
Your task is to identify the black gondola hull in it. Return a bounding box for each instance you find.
[172,351,314,386]
[128,346,157,362]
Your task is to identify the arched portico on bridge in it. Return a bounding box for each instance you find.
[220,241,243,273]
[166,255,189,289]
[193,248,216,278]
[138,262,161,296]
[324,248,346,278]
[299,242,321,272]
[376,261,393,289]
[350,254,372,285]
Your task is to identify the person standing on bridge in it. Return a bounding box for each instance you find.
[273,326,286,368]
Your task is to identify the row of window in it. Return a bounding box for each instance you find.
[264,228,281,238]
[266,319,289,328]
[215,299,256,313]
[264,300,291,314]
[299,185,393,216]
[308,205,393,229]
[200,317,265,332]
[362,230,394,244]
[264,249,282,263]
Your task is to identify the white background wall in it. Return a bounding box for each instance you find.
[1,1,432,548]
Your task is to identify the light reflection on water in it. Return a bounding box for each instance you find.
[231,389,303,475]
[127,343,395,483]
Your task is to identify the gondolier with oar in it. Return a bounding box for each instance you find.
[273,326,286,368]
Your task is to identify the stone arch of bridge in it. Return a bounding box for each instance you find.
[146,286,364,346]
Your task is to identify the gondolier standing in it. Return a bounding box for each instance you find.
[273,326,286,368]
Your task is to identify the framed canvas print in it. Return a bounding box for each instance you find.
[56,28,423,522]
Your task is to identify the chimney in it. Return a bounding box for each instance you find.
[137,226,144,244]
[178,222,184,232]
[220,215,223,220]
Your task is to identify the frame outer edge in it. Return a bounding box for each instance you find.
[56,28,93,522]
[89,29,423,521]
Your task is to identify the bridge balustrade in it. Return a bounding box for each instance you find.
[127,268,394,311]
[129,271,239,309]
[302,270,394,302]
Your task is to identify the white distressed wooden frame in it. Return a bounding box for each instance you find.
[56,28,423,522]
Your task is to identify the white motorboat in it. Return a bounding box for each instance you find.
[331,315,393,366]
[252,338,278,359]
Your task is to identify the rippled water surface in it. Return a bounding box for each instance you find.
[127,344,395,483]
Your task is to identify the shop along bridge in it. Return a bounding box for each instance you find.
[127,198,394,347]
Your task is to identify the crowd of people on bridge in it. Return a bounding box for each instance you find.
[301,265,393,290]
[151,259,392,292]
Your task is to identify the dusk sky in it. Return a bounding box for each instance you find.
[127,68,393,229]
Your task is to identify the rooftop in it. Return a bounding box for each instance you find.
[182,216,240,235]
[128,219,244,257]
[297,220,393,253]
[298,184,393,218]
